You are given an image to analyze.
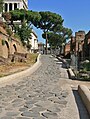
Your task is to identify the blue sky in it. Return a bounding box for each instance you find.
[28,0,90,43]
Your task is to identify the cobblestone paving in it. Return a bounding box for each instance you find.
[0,55,69,119]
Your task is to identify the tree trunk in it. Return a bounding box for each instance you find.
[45,32,48,54]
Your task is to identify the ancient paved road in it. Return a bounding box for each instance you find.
[0,55,89,119]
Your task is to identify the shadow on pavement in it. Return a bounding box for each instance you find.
[73,90,90,119]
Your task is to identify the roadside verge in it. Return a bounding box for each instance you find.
[0,54,41,87]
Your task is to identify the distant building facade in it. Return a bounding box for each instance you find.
[0,0,28,22]
[3,0,28,12]
[29,31,38,53]
[38,42,45,54]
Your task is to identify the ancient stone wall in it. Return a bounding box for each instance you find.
[0,26,27,62]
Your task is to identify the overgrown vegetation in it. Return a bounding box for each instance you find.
[76,61,90,80]
[82,62,90,71]
[2,39,5,45]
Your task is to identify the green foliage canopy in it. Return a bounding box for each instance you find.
[26,10,41,26]
[16,22,32,46]
[33,11,64,32]
[42,27,72,48]
[10,9,27,23]
[3,9,72,53]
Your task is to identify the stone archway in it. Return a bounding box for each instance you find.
[13,44,17,53]
[5,41,10,57]
[2,41,10,58]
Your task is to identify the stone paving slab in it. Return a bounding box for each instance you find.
[0,55,89,119]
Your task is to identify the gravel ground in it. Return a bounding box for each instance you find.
[0,55,89,119]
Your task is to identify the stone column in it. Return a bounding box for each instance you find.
[3,4,5,12]
[12,3,14,10]
[17,3,20,9]
[7,3,9,12]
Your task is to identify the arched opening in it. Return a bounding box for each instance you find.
[13,44,17,53]
[5,3,8,12]
[5,41,10,58]
[14,3,17,10]
[9,3,12,11]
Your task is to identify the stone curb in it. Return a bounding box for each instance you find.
[78,85,90,115]
[53,55,75,79]
[56,56,70,68]
[67,68,75,79]
[0,54,41,86]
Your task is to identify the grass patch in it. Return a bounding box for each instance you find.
[0,53,38,77]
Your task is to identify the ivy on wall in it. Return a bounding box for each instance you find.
[8,37,12,42]
[2,39,5,45]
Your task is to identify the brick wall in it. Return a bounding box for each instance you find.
[0,27,27,59]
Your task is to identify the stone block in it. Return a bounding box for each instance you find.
[78,85,90,115]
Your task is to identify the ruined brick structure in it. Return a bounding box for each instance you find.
[84,31,90,60]
[75,31,85,56]
[70,31,85,61]
[0,26,27,63]
[64,42,70,58]
[64,30,90,68]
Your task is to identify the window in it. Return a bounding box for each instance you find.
[5,3,7,12]
[9,3,12,11]
[14,3,17,10]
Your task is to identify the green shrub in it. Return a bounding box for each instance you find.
[8,37,12,41]
[6,28,13,36]
[83,62,90,71]
[2,39,5,45]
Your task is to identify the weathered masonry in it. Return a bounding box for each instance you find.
[0,26,27,64]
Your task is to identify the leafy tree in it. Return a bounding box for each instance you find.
[0,0,3,13]
[16,22,32,47]
[42,27,72,55]
[30,11,63,54]
[55,27,72,53]
[42,32,62,48]
[10,9,27,24]
[3,9,72,55]
[26,10,41,26]
[37,11,63,31]
[61,27,72,42]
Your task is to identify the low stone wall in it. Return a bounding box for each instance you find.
[78,85,90,115]
[0,56,8,64]
[67,68,75,79]
[8,52,28,63]
[0,52,28,64]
